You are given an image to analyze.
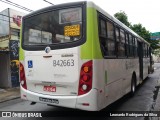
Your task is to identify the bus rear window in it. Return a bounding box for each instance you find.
[23,7,82,46]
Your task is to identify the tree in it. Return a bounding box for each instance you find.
[114,11,160,50]
[148,40,160,50]
[130,24,160,49]
[130,24,150,40]
[114,11,131,27]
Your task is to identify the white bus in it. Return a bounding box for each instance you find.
[19,1,151,111]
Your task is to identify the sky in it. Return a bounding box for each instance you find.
[0,0,159,33]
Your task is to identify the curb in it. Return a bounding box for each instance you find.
[0,87,20,103]
[0,96,20,103]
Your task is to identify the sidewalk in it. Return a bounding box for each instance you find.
[0,87,20,103]
[150,63,160,120]
[153,63,160,111]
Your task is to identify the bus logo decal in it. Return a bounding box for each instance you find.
[28,60,33,68]
[45,46,51,53]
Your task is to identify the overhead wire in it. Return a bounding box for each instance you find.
[0,0,55,24]
[5,0,33,12]
[43,0,54,5]
[0,0,54,13]
[0,0,33,12]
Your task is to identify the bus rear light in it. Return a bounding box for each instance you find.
[83,66,90,73]
[82,75,89,81]
[78,60,92,96]
[20,62,27,90]
[82,84,88,91]
[21,80,25,85]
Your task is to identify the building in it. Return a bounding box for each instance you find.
[0,8,26,88]
[150,32,160,62]
[151,32,160,41]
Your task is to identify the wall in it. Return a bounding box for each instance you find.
[10,40,19,87]
[0,53,11,88]
[0,8,26,88]
[0,8,10,51]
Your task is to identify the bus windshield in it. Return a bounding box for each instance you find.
[23,7,82,46]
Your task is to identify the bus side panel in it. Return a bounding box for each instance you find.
[92,60,105,110]
[103,59,125,106]
[143,57,150,79]
[102,58,140,107]
[124,58,140,92]
[86,7,105,110]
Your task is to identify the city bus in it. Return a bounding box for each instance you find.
[19,1,151,111]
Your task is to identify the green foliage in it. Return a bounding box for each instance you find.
[130,24,150,40]
[148,40,160,50]
[114,11,131,27]
[153,48,160,57]
[114,11,159,50]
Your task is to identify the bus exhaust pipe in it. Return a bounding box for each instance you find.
[30,102,36,105]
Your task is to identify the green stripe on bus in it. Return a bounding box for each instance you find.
[19,47,24,61]
[80,8,103,59]
[19,27,24,61]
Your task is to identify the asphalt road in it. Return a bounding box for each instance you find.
[0,63,160,120]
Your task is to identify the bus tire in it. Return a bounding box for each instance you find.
[130,74,136,96]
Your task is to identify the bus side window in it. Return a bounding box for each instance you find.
[129,34,133,57]
[100,19,107,37]
[125,33,129,57]
[145,44,147,57]
[99,19,107,56]
[115,27,120,57]
[134,38,138,57]
[106,21,116,56]
[143,44,145,57]
[132,37,135,57]
[147,46,149,57]
[116,27,125,57]
[119,29,125,57]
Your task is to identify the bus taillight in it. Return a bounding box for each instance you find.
[20,62,27,90]
[78,60,92,96]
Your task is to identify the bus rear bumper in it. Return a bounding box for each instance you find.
[20,86,99,111]
[20,86,77,109]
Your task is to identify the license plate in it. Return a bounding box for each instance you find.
[43,86,56,92]
[39,97,59,104]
